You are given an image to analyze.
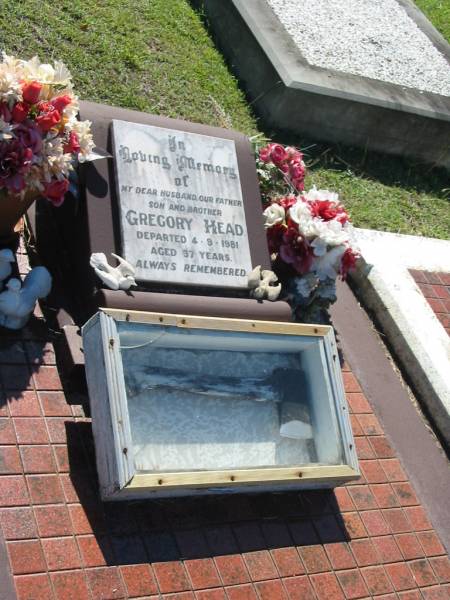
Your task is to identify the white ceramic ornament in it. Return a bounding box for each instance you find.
[90,253,137,291]
[0,267,52,330]
[247,265,281,301]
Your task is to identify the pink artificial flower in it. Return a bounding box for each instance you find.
[35,102,61,132]
[22,81,42,104]
[43,178,70,207]
[279,162,289,173]
[285,146,303,162]
[63,131,80,154]
[259,144,273,162]
[289,161,305,181]
[292,178,305,192]
[270,144,287,165]
[0,138,33,193]
[51,95,72,113]
[11,102,29,123]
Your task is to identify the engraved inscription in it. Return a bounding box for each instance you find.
[112,120,252,288]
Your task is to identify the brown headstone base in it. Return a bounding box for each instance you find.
[98,288,291,321]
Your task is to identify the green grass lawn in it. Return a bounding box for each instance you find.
[414,0,450,41]
[1,0,448,239]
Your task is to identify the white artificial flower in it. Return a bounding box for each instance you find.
[0,118,15,140]
[297,215,325,240]
[20,56,72,86]
[317,219,350,246]
[1,53,23,71]
[289,199,312,227]
[311,236,328,256]
[263,203,285,228]
[44,137,73,177]
[293,273,317,298]
[0,55,22,103]
[62,97,80,124]
[343,221,356,241]
[312,245,346,280]
[24,166,45,192]
[303,185,340,204]
[52,61,72,86]
[71,119,95,159]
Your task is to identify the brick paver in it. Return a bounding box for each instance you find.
[410,270,450,337]
[0,245,449,599]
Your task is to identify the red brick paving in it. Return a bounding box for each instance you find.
[0,252,449,599]
[410,270,450,337]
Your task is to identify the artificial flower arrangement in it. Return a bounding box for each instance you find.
[0,53,94,237]
[255,141,359,323]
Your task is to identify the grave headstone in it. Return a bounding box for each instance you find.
[79,101,270,296]
[30,101,290,375]
[112,120,252,289]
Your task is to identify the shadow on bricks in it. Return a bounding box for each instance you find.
[66,419,349,568]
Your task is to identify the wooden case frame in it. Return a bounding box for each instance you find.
[82,309,359,500]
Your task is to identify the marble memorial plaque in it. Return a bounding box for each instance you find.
[112,119,253,288]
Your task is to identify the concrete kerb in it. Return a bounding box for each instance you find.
[351,228,450,446]
[200,0,450,168]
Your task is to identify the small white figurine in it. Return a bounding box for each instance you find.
[90,252,137,291]
[0,249,15,288]
[247,265,281,301]
[0,267,52,330]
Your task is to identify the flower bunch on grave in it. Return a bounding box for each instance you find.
[257,142,306,202]
[256,140,359,323]
[0,54,94,236]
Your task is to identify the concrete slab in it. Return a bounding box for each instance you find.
[351,228,450,445]
[199,0,450,167]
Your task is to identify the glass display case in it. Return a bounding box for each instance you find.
[82,310,359,500]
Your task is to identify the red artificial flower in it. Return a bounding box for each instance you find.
[63,131,80,154]
[11,102,29,123]
[270,144,287,165]
[335,211,349,225]
[35,102,61,132]
[278,226,315,274]
[309,200,349,223]
[340,247,358,279]
[279,195,297,209]
[51,95,72,113]
[43,178,69,207]
[282,223,300,245]
[266,222,285,254]
[22,81,42,104]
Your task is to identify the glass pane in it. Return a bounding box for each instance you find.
[117,321,344,473]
